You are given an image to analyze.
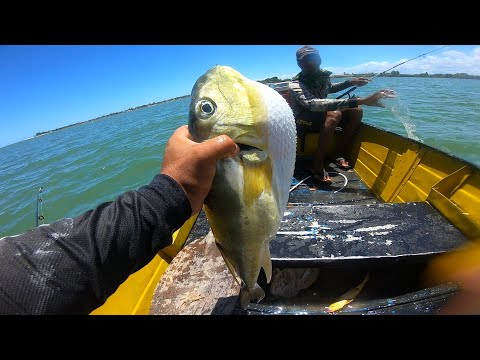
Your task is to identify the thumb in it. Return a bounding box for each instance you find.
[199,135,240,161]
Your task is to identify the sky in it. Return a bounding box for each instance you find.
[1,44,479,148]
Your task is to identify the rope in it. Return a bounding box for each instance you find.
[327,171,349,193]
[289,171,348,193]
[289,175,312,192]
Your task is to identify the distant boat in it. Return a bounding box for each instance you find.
[91,83,480,315]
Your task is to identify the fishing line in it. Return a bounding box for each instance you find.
[336,45,450,99]
[338,46,450,141]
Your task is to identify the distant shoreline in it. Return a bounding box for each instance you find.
[259,72,480,84]
[34,95,190,137]
[35,72,480,138]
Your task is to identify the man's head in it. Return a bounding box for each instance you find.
[296,45,321,74]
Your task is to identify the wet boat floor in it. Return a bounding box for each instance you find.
[185,158,467,314]
[234,265,458,315]
[186,159,379,244]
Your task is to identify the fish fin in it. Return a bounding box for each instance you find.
[239,284,266,310]
[327,273,370,313]
[261,244,272,283]
[215,241,242,287]
[242,154,273,207]
[239,286,251,309]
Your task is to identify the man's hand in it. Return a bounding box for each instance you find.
[358,89,396,108]
[161,125,239,215]
[350,77,371,87]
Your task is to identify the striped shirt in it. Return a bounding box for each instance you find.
[288,71,358,119]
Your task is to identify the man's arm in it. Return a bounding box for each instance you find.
[0,126,238,315]
[0,174,191,314]
[330,79,353,94]
[330,77,371,94]
[289,81,358,112]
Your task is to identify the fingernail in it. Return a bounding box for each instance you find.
[231,142,240,157]
[217,135,239,156]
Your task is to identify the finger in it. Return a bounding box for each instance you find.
[174,125,194,141]
[169,126,199,150]
[169,125,190,142]
[199,135,240,161]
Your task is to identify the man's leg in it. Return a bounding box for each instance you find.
[311,110,342,183]
[336,107,363,167]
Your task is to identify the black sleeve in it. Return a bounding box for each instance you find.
[0,174,192,314]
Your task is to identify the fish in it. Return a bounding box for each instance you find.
[327,273,370,313]
[188,65,297,309]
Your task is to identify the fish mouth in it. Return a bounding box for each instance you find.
[236,143,267,162]
[238,143,261,153]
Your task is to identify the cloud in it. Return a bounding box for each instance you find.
[329,47,480,76]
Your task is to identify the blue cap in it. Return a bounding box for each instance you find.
[296,46,321,63]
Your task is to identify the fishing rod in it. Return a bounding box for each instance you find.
[336,45,450,99]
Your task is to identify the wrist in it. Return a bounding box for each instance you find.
[348,98,359,108]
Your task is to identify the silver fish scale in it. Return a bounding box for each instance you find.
[257,82,297,214]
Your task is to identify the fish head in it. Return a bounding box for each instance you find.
[188,64,296,216]
[189,65,268,154]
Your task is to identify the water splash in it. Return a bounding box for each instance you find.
[383,96,423,142]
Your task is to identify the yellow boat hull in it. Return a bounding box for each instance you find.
[299,123,480,240]
[93,122,480,314]
[91,213,198,314]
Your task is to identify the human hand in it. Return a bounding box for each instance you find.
[161,125,240,215]
[359,89,396,107]
[350,77,370,87]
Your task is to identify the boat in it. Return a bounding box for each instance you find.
[91,84,480,315]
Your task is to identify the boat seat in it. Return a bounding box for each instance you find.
[270,202,469,266]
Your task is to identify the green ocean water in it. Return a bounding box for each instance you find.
[1,77,479,238]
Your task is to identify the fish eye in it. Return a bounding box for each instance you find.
[196,99,216,119]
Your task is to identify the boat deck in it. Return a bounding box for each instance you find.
[185,157,378,244]
[181,156,468,315]
[289,156,379,206]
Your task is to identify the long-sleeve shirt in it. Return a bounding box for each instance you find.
[288,70,358,120]
[0,174,191,314]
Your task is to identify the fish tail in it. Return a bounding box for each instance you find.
[239,283,265,310]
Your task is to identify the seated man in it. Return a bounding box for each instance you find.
[288,45,393,184]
